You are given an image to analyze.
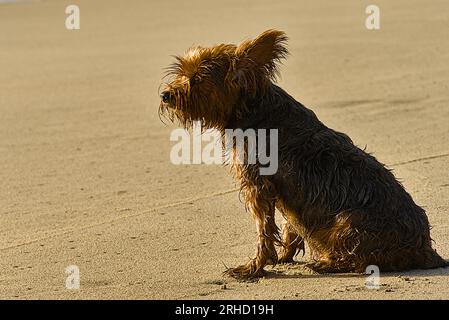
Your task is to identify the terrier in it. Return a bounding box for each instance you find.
[159,29,447,280]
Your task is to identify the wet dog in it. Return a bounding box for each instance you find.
[159,29,446,280]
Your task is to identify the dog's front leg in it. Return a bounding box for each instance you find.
[278,220,305,263]
[225,192,279,281]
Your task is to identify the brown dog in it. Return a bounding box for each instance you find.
[159,29,447,280]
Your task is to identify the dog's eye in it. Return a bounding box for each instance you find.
[190,75,202,85]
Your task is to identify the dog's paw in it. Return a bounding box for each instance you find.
[305,260,339,274]
[277,255,295,264]
[305,261,325,273]
[277,241,305,264]
[223,262,265,282]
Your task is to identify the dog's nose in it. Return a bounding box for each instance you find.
[160,91,171,103]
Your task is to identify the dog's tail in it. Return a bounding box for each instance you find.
[422,248,448,269]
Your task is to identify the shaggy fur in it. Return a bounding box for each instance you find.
[159,29,447,280]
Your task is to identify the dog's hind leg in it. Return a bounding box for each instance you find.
[225,188,280,281]
[278,220,305,263]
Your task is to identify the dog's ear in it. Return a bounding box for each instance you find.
[228,29,288,90]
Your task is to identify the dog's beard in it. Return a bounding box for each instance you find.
[159,101,224,131]
[158,98,199,130]
[158,88,233,131]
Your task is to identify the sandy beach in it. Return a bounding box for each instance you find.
[0,0,448,299]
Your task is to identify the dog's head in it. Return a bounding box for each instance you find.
[159,29,288,129]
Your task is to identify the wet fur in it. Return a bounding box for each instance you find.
[159,30,447,280]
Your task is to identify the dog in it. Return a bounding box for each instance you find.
[159,29,447,280]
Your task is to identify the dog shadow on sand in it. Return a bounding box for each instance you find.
[263,260,449,280]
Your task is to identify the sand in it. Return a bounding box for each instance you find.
[0,0,448,299]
